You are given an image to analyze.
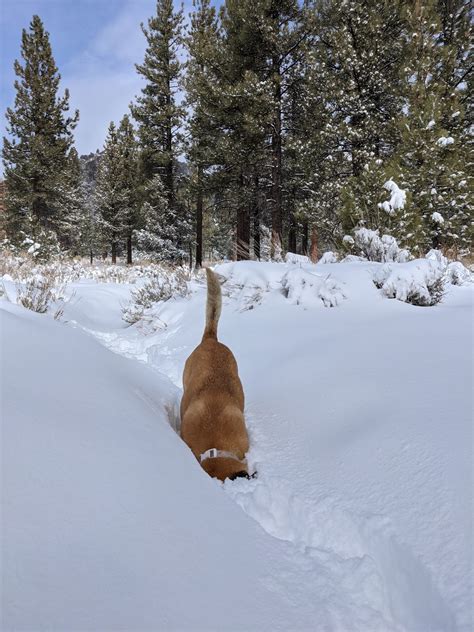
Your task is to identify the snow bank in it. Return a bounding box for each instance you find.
[285,252,311,265]
[319,250,339,264]
[215,260,285,290]
[3,301,379,631]
[2,256,472,631]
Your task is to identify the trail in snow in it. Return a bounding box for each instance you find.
[59,259,472,631]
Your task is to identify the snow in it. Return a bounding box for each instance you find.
[2,257,472,631]
[431,211,445,224]
[281,266,346,307]
[353,228,411,263]
[319,250,340,263]
[285,252,310,265]
[379,179,407,215]
[373,259,445,305]
[436,136,455,147]
[426,248,449,267]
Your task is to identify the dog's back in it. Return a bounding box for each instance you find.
[180,269,249,480]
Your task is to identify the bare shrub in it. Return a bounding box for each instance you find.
[16,268,68,317]
[0,250,35,280]
[122,266,190,325]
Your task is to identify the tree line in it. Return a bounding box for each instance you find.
[2,0,472,264]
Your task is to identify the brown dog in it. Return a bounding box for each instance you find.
[180,268,250,481]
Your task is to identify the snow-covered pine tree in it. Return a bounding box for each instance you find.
[212,0,271,260]
[136,175,191,263]
[260,0,306,257]
[184,0,222,268]
[208,0,306,260]
[303,0,406,243]
[95,122,129,263]
[2,15,79,246]
[55,147,86,254]
[387,0,472,255]
[116,115,140,264]
[77,152,102,263]
[132,0,185,209]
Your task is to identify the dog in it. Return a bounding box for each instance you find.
[180,268,250,481]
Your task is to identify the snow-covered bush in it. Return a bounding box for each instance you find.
[15,267,68,318]
[318,251,339,264]
[425,250,471,286]
[122,267,190,324]
[446,262,472,286]
[341,254,366,263]
[281,268,345,308]
[285,252,311,265]
[21,229,61,262]
[342,235,355,248]
[425,249,448,267]
[353,228,411,263]
[373,260,445,306]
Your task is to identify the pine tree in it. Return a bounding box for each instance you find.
[387,0,472,254]
[2,15,79,245]
[185,0,222,267]
[132,0,185,209]
[117,115,140,264]
[213,0,271,260]
[136,175,191,263]
[297,0,407,248]
[95,123,129,263]
[207,0,307,260]
[56,147,86,254]
[261,0,306,255]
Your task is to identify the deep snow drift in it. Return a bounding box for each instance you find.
[1,257,472,631]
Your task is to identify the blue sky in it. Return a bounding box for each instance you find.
[1,0,215,156]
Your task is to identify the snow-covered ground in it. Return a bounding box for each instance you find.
[2,257,472,631]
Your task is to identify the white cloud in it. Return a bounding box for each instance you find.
[65,0,154,154]
[68,71,143,154]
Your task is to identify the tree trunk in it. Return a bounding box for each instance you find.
[302,221,309,255]
[165,82,175,211]
[271,55,283,257]
[127,234,132,265]
[236,172,250,260]
[237,207,251,260]
[196,165,203,268]
[90,249,93,265]
[252,175,260,260]
[111,242,117,264]
[288,208,297,254]
[351,113,365,178]
[309,226,318,263]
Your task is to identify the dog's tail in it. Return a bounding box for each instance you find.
[203,268,222,340]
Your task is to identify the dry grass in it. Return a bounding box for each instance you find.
[122,266,191,325]
[15,269,68,319]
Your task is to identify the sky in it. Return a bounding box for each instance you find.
[1,0,217,157]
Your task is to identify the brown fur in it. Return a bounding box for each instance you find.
[180,268,249,481]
